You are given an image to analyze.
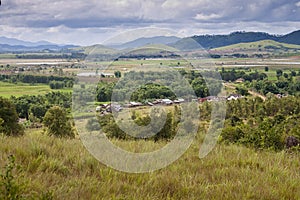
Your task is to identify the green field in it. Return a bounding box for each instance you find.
[0,54,17,59]
[0,129,299,199]
[0,81,72,98]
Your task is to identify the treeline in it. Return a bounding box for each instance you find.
[93,69,270,103]
[0,74,74,89]
[119,53,180,59]
[0,93,74,137]
[95,70,222,102]
[15,52,86,60]
[220,68,267,82]
[10,91,72,121]
[251,76,300,95]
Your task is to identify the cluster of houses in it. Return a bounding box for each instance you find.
[198,94,242,102]
[96,94,242,114]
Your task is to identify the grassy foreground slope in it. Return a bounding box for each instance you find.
[1,129,299,199]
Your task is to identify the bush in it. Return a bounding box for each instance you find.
[0,155,24,200]
[43,106,75,138]
[221,126,244,144]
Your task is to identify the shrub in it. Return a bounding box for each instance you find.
[0,97,24,136]
[0,155,24,200]
[43,106,75,138]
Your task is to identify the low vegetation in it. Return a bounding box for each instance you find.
[0,129,299,199]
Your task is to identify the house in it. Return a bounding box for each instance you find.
[199,96,219,102]
[235,78,245,83]
[129,102,143,107]
[96,106,101,112]
[173,98,185,104]
[100,72,115,78]
[227,94,242,101]
[147,102,154,106]
[105,104,123,112]
[152,100,161,104]
[112,104,123,112]
[199,96,226,103]
[161,99,173,105]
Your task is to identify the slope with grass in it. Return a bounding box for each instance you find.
[0,129,299,199]
[213,40,300,52]
[73,44,118,55]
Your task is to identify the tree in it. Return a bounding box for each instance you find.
[43,106,75,138]
[29,104,47,122]
[114,71,121,78]
[283,73,289,79]
[0,97,24,136]
[290,70,297,77]
[276,69,283,77]
[236,86,249,96]
[264,66,269,72]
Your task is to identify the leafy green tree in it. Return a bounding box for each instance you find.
[114,71,122,78]
[264,66,269,72]
[43,106,75,138]
[290,70,297,77]
[29,104,48,122]
[236,86,249,96]
[0,97,24,136]
[283,73,289,79]
[276,69,283,78]
[154,112,174,141]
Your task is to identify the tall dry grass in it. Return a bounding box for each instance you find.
[0,129,299,199]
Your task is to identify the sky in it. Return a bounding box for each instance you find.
[0,0,300,45]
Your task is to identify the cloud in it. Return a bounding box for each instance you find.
[0,0,299,45]
[194,13,221,21]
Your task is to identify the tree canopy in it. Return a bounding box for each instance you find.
[0,97,24,136]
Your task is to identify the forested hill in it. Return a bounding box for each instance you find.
[173,30,300,50]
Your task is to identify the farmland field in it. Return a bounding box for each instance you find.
[0,81,72,98]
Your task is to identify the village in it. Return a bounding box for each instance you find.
[95,93,244,115]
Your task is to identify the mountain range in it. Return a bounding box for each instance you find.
[0,36,56,47]
[0,30,300,53]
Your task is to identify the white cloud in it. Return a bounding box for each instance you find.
[194,13,221,21]
[0,0,300,45]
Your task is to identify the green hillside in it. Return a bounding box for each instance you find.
[213,40,300,51]
[134,44,179,52]
[73,44,118,55]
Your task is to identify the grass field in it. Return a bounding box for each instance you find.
[0,81,72,98]
[0,129,299,199]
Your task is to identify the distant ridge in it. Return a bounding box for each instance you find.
[0,43,78,53]
[0,36,56,47]
[110,36,181,49]
[173,30,300,50]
